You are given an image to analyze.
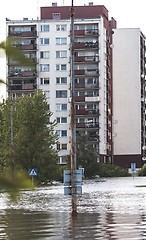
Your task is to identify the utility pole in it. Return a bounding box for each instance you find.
[70,0,77,216]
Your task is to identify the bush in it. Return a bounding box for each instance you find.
[138,164,146,176]
[97,163,130,177]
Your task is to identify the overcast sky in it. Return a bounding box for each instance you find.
[0,0,146,98]
[0,0,146,35]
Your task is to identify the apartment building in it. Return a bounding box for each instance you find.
[112,28,146,169]
[6,3,117,165]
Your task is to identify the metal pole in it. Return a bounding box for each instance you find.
[70,0,77,216]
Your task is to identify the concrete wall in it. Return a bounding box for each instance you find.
[113,28,141,155]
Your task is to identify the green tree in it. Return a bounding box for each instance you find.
[0,91,59,183]
[76,132,99,178]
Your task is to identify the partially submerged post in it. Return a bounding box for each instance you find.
[70,0,77,216]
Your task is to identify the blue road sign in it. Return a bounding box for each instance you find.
[29,168,38,176]
[131,163,136,172]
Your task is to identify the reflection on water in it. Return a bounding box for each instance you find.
[0,177,146,239]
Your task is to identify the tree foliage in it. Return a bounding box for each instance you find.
[76,132,99,178]
[0,90,59,183]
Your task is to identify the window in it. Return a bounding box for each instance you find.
[57,117,67,123]
[56,104,67,111]
[40,38,49,45]
[40,78,50,84]
[40,64,50,72]
[56,77,67,84]
[56,51,67,58]
[56,24,67,31]
[56,90,67,98]
[56,64,67,71]
[57,144,67,150]
[59,156,68,164]
[56,130,67,137]
[87,90,99,97]
[53,13,60,20]
[40,51,50,59]
[56,37,67,45]
[62,144,67,150]
[40,25,50,32]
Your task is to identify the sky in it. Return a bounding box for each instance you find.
[0,0,146,98]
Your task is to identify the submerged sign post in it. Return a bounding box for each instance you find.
[131,163,136,178]
[64,169,82,195]
[29,168,38,186]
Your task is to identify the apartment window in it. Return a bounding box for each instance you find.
[56,37,67,45]
[40,51,50,59]
[40,78,50,84]
[56,24,67,31]
[62,144,67,150]
[56,51,67,58]
[57,144,67,150]
[40,38,49,45]
[75,91,84,96]
[56,90,67,98]
[87,90,99,97]
[40,64,50,72]
[56,64,67,71]
[57,117,67,123]
[56,130,67,137]
[40,25,50,32]
[56,104,67,111]
[53,13,60,20]
[56,77,67,84]
[87,78,97,84]
[59,156,68,164]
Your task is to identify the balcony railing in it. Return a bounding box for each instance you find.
[8,70,37,78]
[9,31,37,37]
[74,41,98,49]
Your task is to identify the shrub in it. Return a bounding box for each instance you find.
[97,163,130,177]
[138,164,146,176]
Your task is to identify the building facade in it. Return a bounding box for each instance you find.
[6,3,116,165]
[112,28,146,168]
[9,3,146,169]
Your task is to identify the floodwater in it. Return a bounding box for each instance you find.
[0,177,146,239]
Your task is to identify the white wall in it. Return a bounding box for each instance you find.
[113,28,141,155]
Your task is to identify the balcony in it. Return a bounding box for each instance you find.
[74,70,85,76]
[9,31,37,38]
[85,83,99,89]
[76,109,87,115]
[76,123,86,128]
[85,69,99,76]
[8,70,37,78]
[74,56,99,63]
[74,56,85,62]
[85,96,100,102]
[85,29,99,36]
[75,83,85,88]
[76,109,100,116]
[75,96,85,102]
[74,41,98,49]
[21,44,37,50]
[74,30,85,36]
[9,83,36,91]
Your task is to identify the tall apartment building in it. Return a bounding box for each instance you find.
[113,28,146,169]
[6,3,116,165]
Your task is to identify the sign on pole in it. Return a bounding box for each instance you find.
[63,169,82,195]
[29,168,38,176]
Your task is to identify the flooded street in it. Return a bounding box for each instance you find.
[0,177,146,239]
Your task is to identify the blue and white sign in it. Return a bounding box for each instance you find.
[29,168,38,176]
[131,163,136,172]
